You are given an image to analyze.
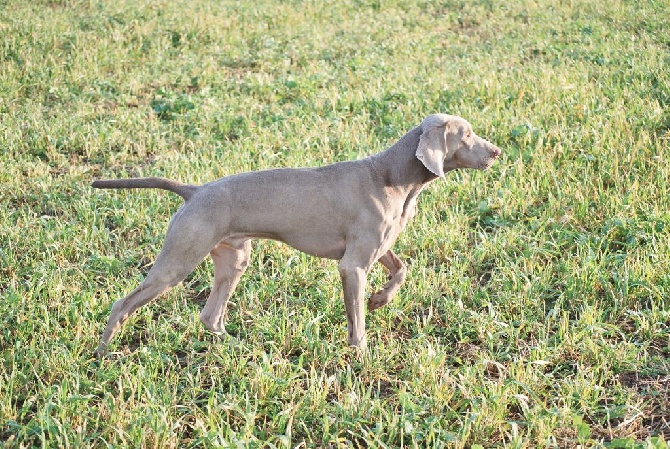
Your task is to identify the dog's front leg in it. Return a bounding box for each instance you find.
[338,258,368,349]
[369,250,406,311]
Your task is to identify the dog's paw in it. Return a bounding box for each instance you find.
[205,327,230,340]
[348,334,367,351]
[93,345,107,359]
[368,290,391,311]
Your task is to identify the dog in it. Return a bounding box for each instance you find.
[92,114,501,356]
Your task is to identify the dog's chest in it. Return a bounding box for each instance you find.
[399,187,424,229]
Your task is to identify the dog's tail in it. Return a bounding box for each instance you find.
[92,177,198,200]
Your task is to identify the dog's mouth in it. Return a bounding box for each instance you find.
[479,156,499,170]
[479,147,501,170]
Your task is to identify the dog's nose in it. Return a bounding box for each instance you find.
[491,145,502,158]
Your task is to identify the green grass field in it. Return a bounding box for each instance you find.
[1,0,669,447]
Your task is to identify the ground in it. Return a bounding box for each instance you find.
[0,0,669,447]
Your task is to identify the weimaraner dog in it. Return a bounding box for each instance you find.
[92,114,501,356]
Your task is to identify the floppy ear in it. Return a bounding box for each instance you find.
[415,122,447,178]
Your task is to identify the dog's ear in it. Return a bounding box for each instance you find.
[415,121,447,178]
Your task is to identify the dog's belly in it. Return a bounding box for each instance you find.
[225,229,346,260]
[279,233,347,260]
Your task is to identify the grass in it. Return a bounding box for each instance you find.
[1,0,669,446]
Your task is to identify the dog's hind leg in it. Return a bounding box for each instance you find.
[94,214,220,357]
[199,238,252,334]
[94,277,173,357]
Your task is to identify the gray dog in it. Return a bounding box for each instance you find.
[92,114,501,356]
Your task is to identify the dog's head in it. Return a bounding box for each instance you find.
[415,114,501,178]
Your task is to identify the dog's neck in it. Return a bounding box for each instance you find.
[369,126,439,190]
